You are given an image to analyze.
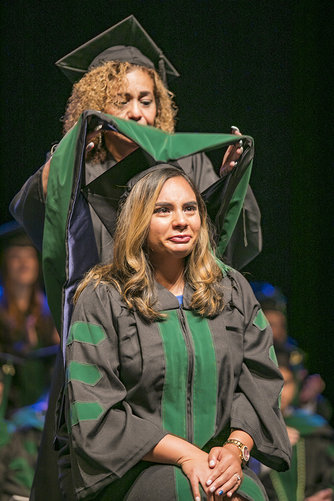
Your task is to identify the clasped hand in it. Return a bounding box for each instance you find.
[180,445,243,500]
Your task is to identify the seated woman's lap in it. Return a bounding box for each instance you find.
[98,463,267,501]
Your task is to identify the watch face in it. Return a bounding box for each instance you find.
[243,446,250,462]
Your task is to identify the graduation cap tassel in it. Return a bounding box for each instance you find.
[158,55,167,87]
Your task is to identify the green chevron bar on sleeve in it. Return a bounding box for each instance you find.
[70,401,104,426]
[67,322,107,345]
[253,309,269,331]
[68,361,102,386]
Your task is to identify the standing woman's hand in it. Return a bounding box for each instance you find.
[219,126,244,177]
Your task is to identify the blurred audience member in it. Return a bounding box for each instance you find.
[250,281,292,348]
[0,222,58,416]
[0,394,47,501]
[251,281,332,422]
[259,347,334,500]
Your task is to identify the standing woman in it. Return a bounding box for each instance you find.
[64,167,290,501]
[11,16,259,269]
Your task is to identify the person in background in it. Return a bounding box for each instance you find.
[251,281,332,422]
[0,222,58,416]
[260,346,334,501]
[0,394,48,501]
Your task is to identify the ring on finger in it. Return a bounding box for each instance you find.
[235,473,241,482]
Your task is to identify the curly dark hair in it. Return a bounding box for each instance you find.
[62,61,177,162]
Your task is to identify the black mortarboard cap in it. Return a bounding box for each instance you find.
[55,15,179,85]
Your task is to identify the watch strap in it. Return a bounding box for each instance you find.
[223,439,249,465]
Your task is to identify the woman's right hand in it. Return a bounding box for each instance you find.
[179,448,243,501]
[144,434,227,500]
[179,448,215,500]
[204,445,243,499]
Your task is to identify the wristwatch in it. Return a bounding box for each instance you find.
[223,439,250,466]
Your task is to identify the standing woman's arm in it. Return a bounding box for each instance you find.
[9,162,48,251]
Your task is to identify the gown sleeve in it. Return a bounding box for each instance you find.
[9,165,46,252]
[65,281,167,499]
[229,270,291,471]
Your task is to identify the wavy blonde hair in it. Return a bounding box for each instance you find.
[62,61,177,162]
[75,167,225,321]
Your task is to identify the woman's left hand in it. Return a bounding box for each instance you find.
[220,127,244,177]
[205,446,243,498]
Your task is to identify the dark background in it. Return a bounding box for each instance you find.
[1,1,333,412]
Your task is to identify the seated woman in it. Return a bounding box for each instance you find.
[63,166,290,500]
